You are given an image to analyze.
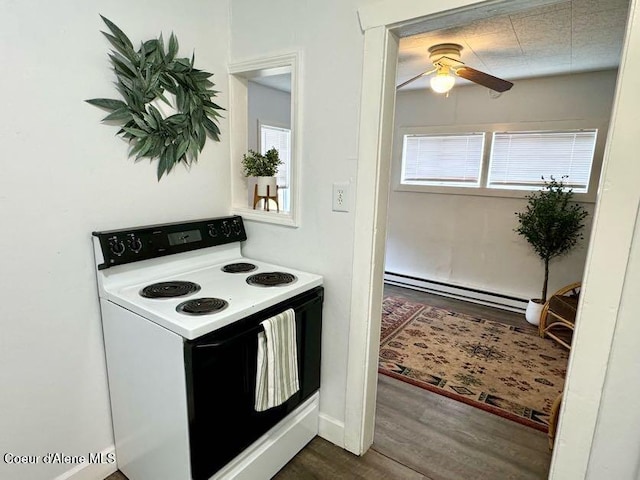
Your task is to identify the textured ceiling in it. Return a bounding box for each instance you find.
[250,74,291,93]
[397,0,629,90]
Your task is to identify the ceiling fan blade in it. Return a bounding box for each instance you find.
[455,67,513,92]
[396,67,437,90]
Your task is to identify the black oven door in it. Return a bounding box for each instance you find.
[184,287,322,480]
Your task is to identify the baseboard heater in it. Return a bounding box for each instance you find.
[384,272,528,314]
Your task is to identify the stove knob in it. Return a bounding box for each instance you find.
[221,221,231,237]
[232,219,242,235]
[108,237,126,257]
[128,235,143,253]
[208,225,218,238]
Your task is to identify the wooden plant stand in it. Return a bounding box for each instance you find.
[253,184,279,212]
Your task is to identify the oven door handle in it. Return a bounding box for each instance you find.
[195,324,264,349]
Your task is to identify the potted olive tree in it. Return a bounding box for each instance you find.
[515,176,589,325]
[242,148,283,204]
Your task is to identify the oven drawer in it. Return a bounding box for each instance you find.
[184,287,323,480]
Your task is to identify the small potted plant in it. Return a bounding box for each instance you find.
[515,176,588,325]
[242,148,283,200]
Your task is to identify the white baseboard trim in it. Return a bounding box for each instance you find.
[53,445,117,480]
[384,272,528,313]
[318,412,345,449]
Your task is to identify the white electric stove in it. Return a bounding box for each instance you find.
[93,216,323,480]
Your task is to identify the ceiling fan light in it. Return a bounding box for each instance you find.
[430,73,455,93]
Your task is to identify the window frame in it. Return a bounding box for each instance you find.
[228,52,301,227]
[393,120,608,203]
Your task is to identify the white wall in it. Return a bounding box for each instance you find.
[229,0,377,439]
[585,208,640,479]
[0,2,230,479]
[247,82,291,150]
[386,71,617,301]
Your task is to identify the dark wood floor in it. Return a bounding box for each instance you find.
[105,285,551,480]
[384,284,537,330]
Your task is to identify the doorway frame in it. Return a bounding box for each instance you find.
[344,0,640,478]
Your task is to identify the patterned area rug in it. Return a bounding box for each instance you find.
[379,296,569,431]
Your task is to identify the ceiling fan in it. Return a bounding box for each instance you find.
[397,43,514,94]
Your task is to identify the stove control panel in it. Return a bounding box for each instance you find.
[93,216,247,270]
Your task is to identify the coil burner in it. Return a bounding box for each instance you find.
[221,262,258,273]
[176,298,229,315]
[140,281,201,299]
[246,272,297,287]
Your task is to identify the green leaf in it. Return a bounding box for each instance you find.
[157,155,168,180]
[190,70,213,80]
[176,138,189,162]
[143,39,158,53]
[148,105,164,126]
[202,116,220,139]
[157,33,166,61]
[157,145,175,180]
[86,98,128,111]
[165,143,177,172]
[131,114,150,131]
[139,41,147,69]
[122,127,149,138]
[142,111,157,130]
[129,136,148,158]
[165,113,188,126]
[109,55,136,79]
[187,138,199,161]
[147,135,164,158]
[100,16,134,50]
[168,33,179,62]
[197,124,206,150]
[138,137,155,158]
[102,107,133,122]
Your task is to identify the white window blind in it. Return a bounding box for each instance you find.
[488,130,597,192]
[260,123,291,211]
[401,133,485,187]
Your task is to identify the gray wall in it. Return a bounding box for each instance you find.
[247,81,291,150]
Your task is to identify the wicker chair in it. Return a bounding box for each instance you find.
[538,282,580,350]
[548,392,563,450]
[540,283,580,450]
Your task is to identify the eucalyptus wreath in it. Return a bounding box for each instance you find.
[87,16,224,179]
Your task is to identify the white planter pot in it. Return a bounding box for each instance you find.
[525,299,545,326]
[256,176,277,197]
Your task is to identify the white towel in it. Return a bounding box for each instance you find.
[254,308,300,412]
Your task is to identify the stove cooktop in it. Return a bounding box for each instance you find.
[93,215,323,339]
[103,257,322,339]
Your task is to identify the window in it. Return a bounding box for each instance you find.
[398,126,601,197]
[260,123,291,211]
[401,133,485,187]
[488,130,598,192]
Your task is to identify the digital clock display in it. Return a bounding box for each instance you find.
[167,229,202,246]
